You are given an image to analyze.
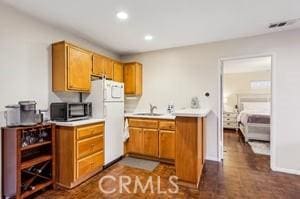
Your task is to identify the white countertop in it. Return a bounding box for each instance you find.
[173,108,211,117]
[51,118,105,127]
[125,113,176,120]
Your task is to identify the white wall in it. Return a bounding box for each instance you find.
[122,29,300,173]
[224,70,271,109]
[0,3,119,126]
[0,4,119,194]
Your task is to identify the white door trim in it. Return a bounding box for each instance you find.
[217,53,276,171]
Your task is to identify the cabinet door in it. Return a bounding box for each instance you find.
[103,57,113,79]
[135,63,143,96]
[67,45,91,91]
[124,63,135,94]
[143,128,158,157]
[159,130,175,160]
[92,54,104,77]
[113,62,123,82]
[127,127,143,154]
[124,62,142,96]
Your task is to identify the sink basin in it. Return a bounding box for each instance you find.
[134,113,164,116]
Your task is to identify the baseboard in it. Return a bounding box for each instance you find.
[205,156,219,162]
[272,166,300,175]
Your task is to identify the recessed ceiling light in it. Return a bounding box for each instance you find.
[116,11,128,20]
[144,35,153,41]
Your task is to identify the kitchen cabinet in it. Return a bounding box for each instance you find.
[127,127,143,154]
[92,54,113,79]
[175,117,206,187]
[159,120,175,159]
[103,57,114,79]
[55,122,104,188]
[52,41,92,92]
[143,129,159,157]
[92,54,105,77]
[126,118,175,161]
[159,130,175,160]
[123,62,143,96]
[113,61,123,82]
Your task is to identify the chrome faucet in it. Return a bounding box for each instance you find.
[150,104,157,115]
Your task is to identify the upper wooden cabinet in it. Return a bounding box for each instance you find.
[52,41,92,92]
[103,58,114,79]
[92,54,105,77]
[113,62,123,82]
[123,62,142,96]
[92,54,113,79]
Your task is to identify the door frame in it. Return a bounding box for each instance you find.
[218,53,276,170]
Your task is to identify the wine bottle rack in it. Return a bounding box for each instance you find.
[2,123,56,199]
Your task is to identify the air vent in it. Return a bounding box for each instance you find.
[269,19,299,29]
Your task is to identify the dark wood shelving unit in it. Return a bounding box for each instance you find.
[21,155,52,170]
[21,180,53,199]
[21,141,52,151]
[2,123,56,199]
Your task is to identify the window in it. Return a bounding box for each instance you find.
[250,80,271,89]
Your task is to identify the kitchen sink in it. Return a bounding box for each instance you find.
[134,113,164,116]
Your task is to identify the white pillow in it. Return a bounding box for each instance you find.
[242,102,270,112]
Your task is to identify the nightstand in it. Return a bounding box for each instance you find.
[223,111,238,130]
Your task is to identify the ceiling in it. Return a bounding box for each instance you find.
[223,56,271,74]
[1,0,300,55]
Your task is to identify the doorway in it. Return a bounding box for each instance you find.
[219,55,274,169]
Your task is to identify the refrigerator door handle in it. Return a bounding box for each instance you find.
[104,104,107,117]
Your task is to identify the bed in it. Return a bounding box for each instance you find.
[237,94,271,142]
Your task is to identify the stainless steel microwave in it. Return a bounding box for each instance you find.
[50,102,92,122]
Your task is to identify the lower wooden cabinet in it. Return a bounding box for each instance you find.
[175,117,206,187]
[159,130,175,159]
[55,122,104,188]
[126,118,175,161]
[143,129,159,157]
[77,151,104,178]
[127,127,143,154]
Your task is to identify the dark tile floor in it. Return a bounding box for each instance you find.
[37,130,300,198]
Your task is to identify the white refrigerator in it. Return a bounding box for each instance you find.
[84,79,124,166]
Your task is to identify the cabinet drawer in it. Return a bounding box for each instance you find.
[77,123,104,140]
[77,135,104,159]
[77,151,104,178]
[159,120,175,130]
[223,117,237,122]
[224,122,238,128]
[129,119,158,129]
[223,113,237,118]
